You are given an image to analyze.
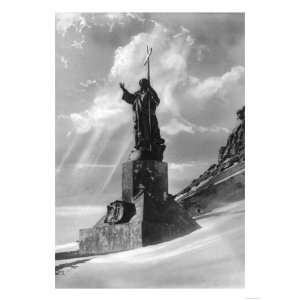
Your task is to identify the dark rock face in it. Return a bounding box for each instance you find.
[218,106,245,165]
[175,106,245,216]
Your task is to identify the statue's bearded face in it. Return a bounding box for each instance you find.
[139,78,149,89]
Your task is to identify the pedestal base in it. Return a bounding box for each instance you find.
[79,161,200,255]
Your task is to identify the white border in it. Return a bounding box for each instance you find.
[1,1,299,299]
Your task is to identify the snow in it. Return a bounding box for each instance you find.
[195,176,213,189]
[214,169,245,186]
[56,200,244,288]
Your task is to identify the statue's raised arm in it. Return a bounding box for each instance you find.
[120,82,135,104]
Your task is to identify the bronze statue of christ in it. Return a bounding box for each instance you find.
[119,78,166,161]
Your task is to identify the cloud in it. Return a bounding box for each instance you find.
[109,22,195,117]
[69,113,92,134]
[79,79,97,88]
[56,13,87,36]
[81,13,146,33]
[60,56,68,69]
[161,118,194,135]
[104,13,145,32]
[197,125,230,134]
[186,65,244,100]
[71,39,85,49]
[161,117,229,137]
[69,89,129,135]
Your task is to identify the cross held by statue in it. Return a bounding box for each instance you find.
[143,45,152,84]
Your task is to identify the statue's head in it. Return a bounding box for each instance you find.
[139,78,149,89]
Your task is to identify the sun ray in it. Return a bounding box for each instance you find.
[56,134,79,174]
[95,129,132,200]
[73,128,103,172]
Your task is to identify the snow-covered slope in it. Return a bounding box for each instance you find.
[56,199,244,288]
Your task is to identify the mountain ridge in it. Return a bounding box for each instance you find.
[175,106,245,217]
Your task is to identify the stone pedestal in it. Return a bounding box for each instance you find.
[122,160,168,203]
[79,160,200,255]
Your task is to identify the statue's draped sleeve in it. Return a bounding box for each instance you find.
[122,89,135,104]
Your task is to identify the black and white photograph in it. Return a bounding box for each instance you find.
[2,0,300,299]
[55,12,245,288]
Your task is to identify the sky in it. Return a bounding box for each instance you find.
[55,12,244,243]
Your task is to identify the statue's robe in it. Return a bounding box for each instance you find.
[122,87,164,153]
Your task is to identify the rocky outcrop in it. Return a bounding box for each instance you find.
[218,106,245,165]
[175,107,245,217]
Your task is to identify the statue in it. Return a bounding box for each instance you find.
[119,46,166,161]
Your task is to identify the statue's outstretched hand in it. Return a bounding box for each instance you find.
[119,82,125,91]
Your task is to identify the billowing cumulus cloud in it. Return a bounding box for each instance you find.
[186,65,244,100]
[108,22,194,116]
